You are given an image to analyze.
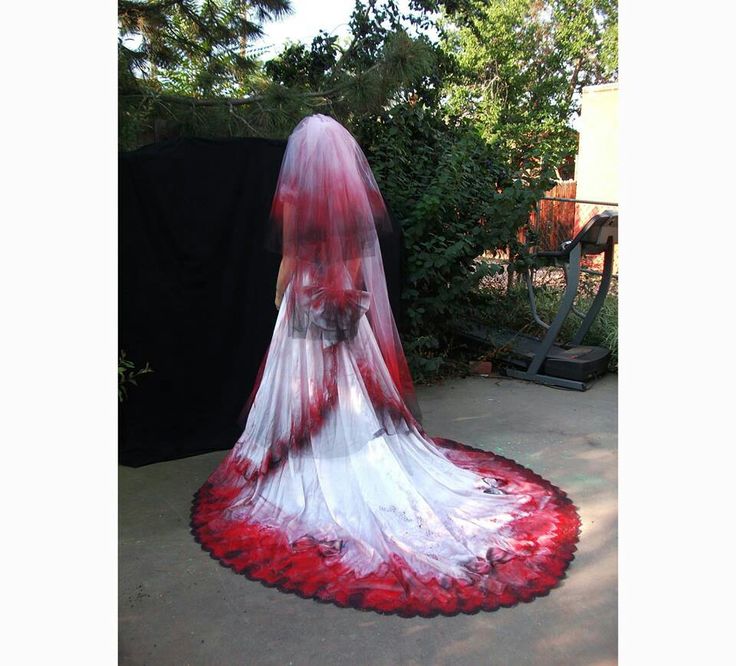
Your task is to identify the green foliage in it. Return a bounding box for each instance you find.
[439,0,617,176]
[119,2,437,149]
[264,32,340,90]
[118,0,296,147]
[119,350,154,402]
[117,0,619,382]
[357,103,551,380]
[118,0,292,96]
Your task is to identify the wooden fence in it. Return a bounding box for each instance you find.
[525,180,578,250]
[524,180,619,273]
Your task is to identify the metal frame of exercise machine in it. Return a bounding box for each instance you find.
[503,209,618,390]
[454,208,618,391]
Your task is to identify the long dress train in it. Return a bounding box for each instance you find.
[191,273,580,617]
[191,114,580,617]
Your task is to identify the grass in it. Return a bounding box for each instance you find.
[404,262,618,384]
[472,266,619,372]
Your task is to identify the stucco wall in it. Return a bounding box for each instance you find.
[574,83,619,205]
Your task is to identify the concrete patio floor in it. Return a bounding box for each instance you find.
[119,374,617,666]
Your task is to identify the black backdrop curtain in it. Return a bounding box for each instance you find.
[119,137,404,466]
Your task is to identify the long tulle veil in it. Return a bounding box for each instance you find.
[267,114,420,421]
[191,114,581,619]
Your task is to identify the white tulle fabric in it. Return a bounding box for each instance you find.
[193,116,579,616]
[267,113,420,419]
[228,275,530,581]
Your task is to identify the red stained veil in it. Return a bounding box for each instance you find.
[192,114,580,617]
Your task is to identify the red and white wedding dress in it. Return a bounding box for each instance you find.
[191,114,580,617]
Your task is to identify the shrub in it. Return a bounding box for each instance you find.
[119,350,154,402]
[357,103,552,381]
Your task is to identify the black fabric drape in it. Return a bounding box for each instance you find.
[119,137,404,466]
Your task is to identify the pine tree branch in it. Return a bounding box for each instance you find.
[120,61,383,107]
[227,102,259,132]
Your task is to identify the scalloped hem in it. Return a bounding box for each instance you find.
[191,437,581,618]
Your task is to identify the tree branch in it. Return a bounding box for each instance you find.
[120,61,383,107]
[566,56,584,101]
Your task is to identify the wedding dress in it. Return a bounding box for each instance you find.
[191,114,580,617]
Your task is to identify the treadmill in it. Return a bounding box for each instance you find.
[457,210,618,391]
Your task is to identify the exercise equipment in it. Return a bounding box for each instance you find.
[458,210,618,390]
